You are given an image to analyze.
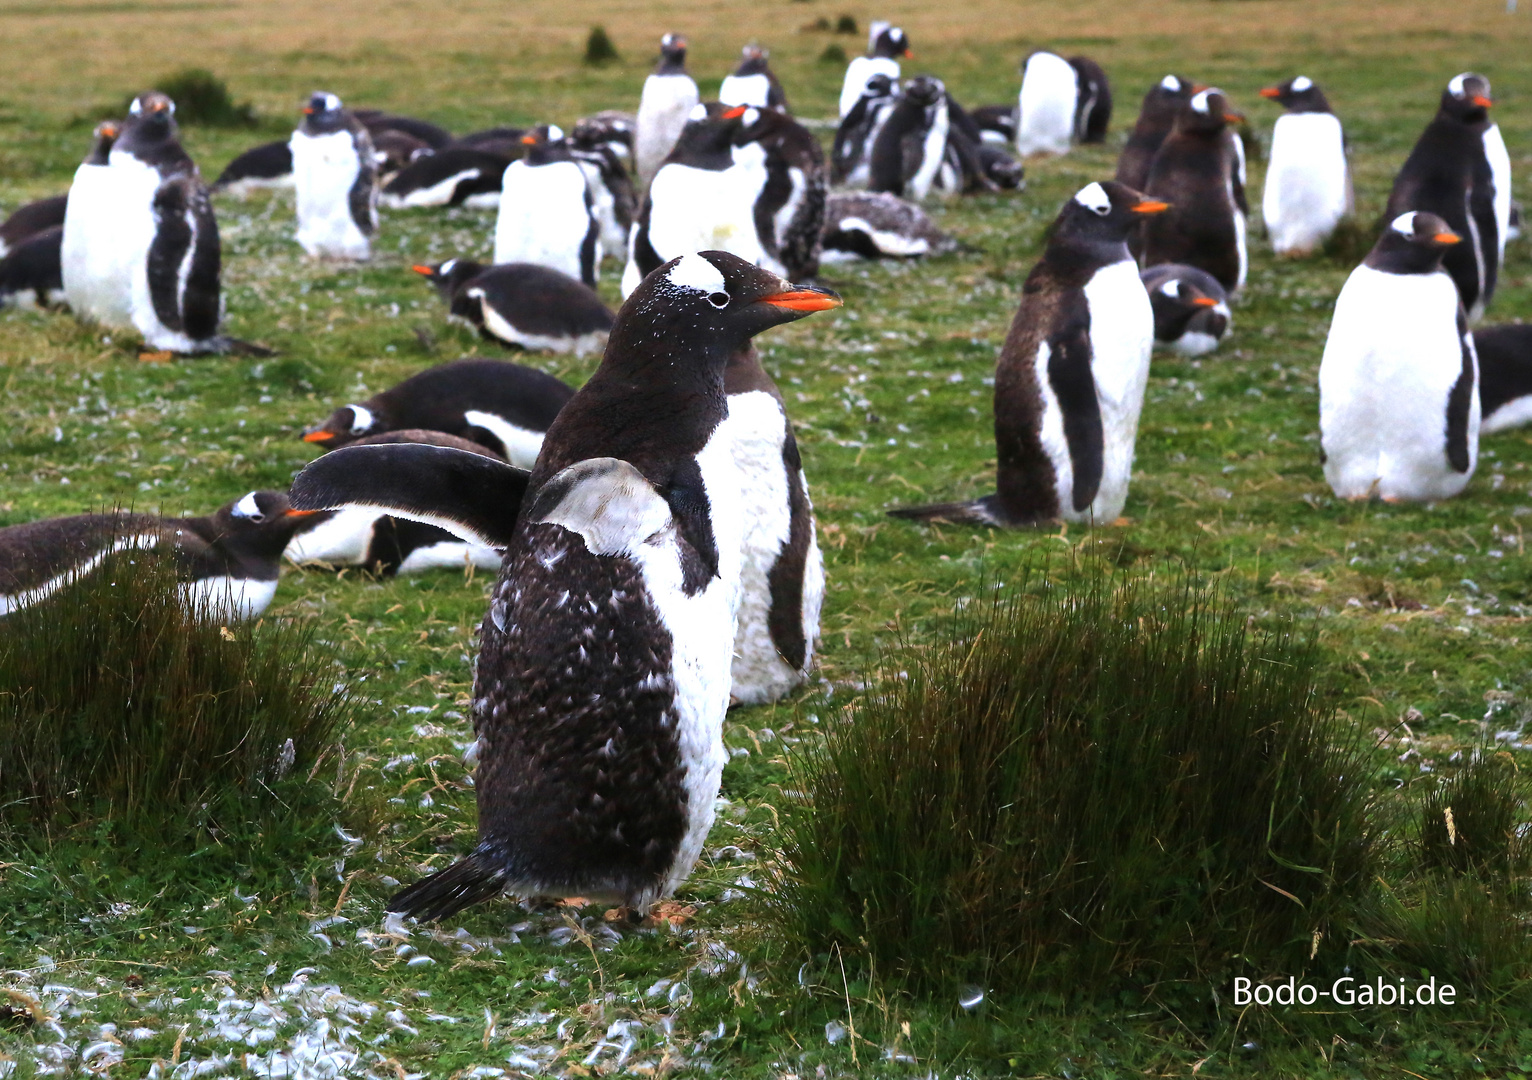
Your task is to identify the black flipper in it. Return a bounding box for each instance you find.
[147,179,194,333]
[388,847,508,922]
[886,495,1009,526]
[347,128,378,237]
[1047,322,1104,513]
[181,181,223,341]
[289,444,531,548]
[1445,311,1477,473]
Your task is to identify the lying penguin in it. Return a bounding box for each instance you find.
[290,251,841,920]
[820,191,957,260]
[0,194,68,257]
[1473,323,1532,433]
[0,226,64,309]
[413,259,614,357]
[1140,263,1230,356]
[0,492,313,620]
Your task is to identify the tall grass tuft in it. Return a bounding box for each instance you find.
[1416,749,1526,878]
[764,568,1375,997]
[149,69,257,127]
[583,26,620,66]
[0,550,350,847]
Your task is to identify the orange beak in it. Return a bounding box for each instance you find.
[302,430,336,444]
[1435,231,1462,245]
[520,133,538,145]
[1191,296,1220,307]
[722,105,748,119]
[284,508,321,518]
[1131,199,1171,215]
[1258,87,1281,99]
[760,287,842,312]
[903,48,914,58]
[103,124,119,137]
[1224,112,1245,123]
[1473,94,1493,108]
[1191,83,1209,93]
[302,106,315,115]
[410,264,434,276]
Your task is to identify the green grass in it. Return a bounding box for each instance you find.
[4,1,1532,1073]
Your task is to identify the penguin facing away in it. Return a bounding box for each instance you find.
[1259,76,1351,256]
[569,119,638,254]
[635,34,701,190]
[721,45,788,112]
[0,491,315,621]
[212,140,295,196]
[1114,74,1195,192]
[1142,88,1249,294]
[889,182,1165,526]
[1471,324,1532,433]
[1015,52,1078,157]
[290,92,378,260]
[493,125,601,287]
[868,75,957,201]
[1069,56,1112,143]
[820,191,958,261]
[412,258,614,357]
[288,251,841,920]
[1139,263,1230,356]
[1320,211,1478,502]
[1385,73,1505,321]
[300,357,575,469]
[839,23,910,119]
[831,73,900,187]
[0,226,64,309]
[0,195,68,257]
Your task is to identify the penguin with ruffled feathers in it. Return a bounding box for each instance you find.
[570,118,638,255]
[721,45,788,112]
[740,107,827,279]
[412,258,613,357]
[1385,73,1507,321]
[1069,56,1112,144]
[1115,75,1195,192]
[1142,88,1248,294]
[831,73,900,187]
[289,251,841,920]
[635,34,700,190]
[890,182,1165,526]
[820,191,957,260]
[494,125,601,287]
[1259,76,1351,256]
[868,75,957,201]
[291,92,378,260]
[839,23,910,119]
[1140,264,1230,356]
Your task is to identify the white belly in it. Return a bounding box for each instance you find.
[635,75,700,186]
[1263,113,1350,255]
[906,104,951,201]
[1484,124,1513,262]
[641,164,775,281]
[291,130,371,259]
[720,73,771,109]
[180,576,279,622]
[63,158,160,329]
[839,56,900,118]
[1016,53,1077,156]
[493,160,595,280]
[1320,266,1479,501]
[284,506,382,565]
[461,409,546,469]
[1077,259,1154,522]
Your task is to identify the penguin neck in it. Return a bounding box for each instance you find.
[1286,92,1332,114]
[670,128,736,171]
[1039,236,1131,286]
[723,344,782,399]
[655,53,688,76]
[524,143,570,166]
[1364,238,1449,276]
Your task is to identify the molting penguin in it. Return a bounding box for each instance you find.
[570,118,638,255]
[1069,56,1112,144]
[1472,323,1532,433]
[889,182,1165,526]
[60,120,134,328]
[868,75,958,201]
[0,195,67,257]
[412,258,614,357]
[0,226,64,309]
[290,92,378,260]
[1384,73,1506,321]
[1139,263,1230,356]
[1319,211,1478,501]
[300,356,575,469]
[1259,76,1351,256]
[839,22,910,119]
[820,190,957,260]
[635,34,701,191]
[740,107,828,279]
[0,491,314,621]
[285,430,508,574]
[1114,75,1194,192]
[288,251,841,920]
[1015,52,1078,157]
[722,344,824,704]
[493,125,601,287]
[831,73,900,188]
[211,140,294,196]
[1142,88,1248,294]
[721,45,788,112]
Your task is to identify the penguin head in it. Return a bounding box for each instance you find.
[518,123,569,162]
[862,73,899,101]
[872,25,912,59]
[1442,72,1493,123]
[571,112,634,156]
[213,491,321,554]
[1179,88,1242,134]
[1054,181,1169,248]
[1365,211,1463,275]
[613,252,841,365]
[1146,269,1230,342]
[125,93,178,140]
[735,44,770,76]
[302,403,380,448]
[903,75,946,108]
[657,33,688,73]
[302,91,348,132]
[671,102,752,163]
[411,258,484,299]
[85,120,120,165]
[1258,75,1329,113]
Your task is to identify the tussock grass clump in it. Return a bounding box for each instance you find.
[583,26,619,66]
[0,552,350,845]
[1417,749,1527,877]
[766,569,1375,996]
[818,43,848,64]
[149,69,256,126]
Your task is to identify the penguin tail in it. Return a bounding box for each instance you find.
[886,496,1005,526]
[387,847,509,922]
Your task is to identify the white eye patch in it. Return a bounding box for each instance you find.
[325,93,341,112]
[1190,88,1220,114]
[232,492,263,519]
[1160,75,1182,92]
[1073,182,1112,216]
[662,33,678,46]
[1390,211,1419,236]
[129,98,144,116]
[1160,280,1181,298]
[1290,75,1313,92]
[348,405,375,434]
[546,124,564,141]
[440,259,456,274]
[665,253,727,296]
[1448,72,1468,97]
[688,103,708,122]
[742,108,760,126]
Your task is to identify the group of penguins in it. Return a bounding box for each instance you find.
[5,28,1532,923]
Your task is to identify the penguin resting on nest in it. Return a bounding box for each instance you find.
[1140,263,1230,356]
[412,258,614,357]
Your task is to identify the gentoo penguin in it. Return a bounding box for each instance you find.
[723,344,824,704]
[832,74,900,188]
[1259,76,1351,256]
[1142,88,1248,294]
[412,258,614,357]
[889,182,1165,526]
[1069,57,1112,144]
[1471,324,1532,433]
[1015,52,1078,157]
[622,104,777,297]
[721,45,788,112]
[820,190,957,260]
[1139,263,1230,356]
[741,108,828,279]
[943,95,1023,193]
[288,251,841,919]
[0,492,313,621]
[839,22,910,119]
[370,129,433,179]
[60,120,131,327]
[379,146,515,209]
[1114,75,1195,191]
[290,92,378,260]
[634,34,700,190]
[211,140,294,196]
[300,357,575,469]
[970,104,1016,144]
[1320,212,1478,502]
[354,110,454,151]
[456,126,530,157]
[569,118,638,255]
[868,75,958,201]
[0,226,64,309]
[285,430,508,574]
[493,125,600,287]
[0,195,67,257]
[570,111,636,160]
[1385,73,1506,321]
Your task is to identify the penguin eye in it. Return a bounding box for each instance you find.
[707,291,729,309]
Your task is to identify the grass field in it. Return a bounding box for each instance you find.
[5,0,1532,1075]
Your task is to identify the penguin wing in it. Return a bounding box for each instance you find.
[147,179,194,332]
[347,128,379,234]
[1445,311,1477,473]
[526,457,673,558]
[289,444,530,548]
[1045,317,1105,513]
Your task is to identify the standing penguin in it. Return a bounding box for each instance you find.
[290,92,378,261]
[1320,212,1477,501]
[290,251,840,919]
[1015,52,1078,157]
[832,74,900,188]
[1259,76,1351,256]
[839,23,911,119]
[570,118,638,256]
[59,121,124,326]
[635,34,700,191]
[1142,88,1248,294]
[721,45,788,112]
[1140,263,1231,356]
[1069,56,1112,144]
[889,182,1165,526]
[868,76,958,201]
[1114,75,1195,192]
[493,125,601,287]
[742,107,828,280]
[1385,73,1506,321]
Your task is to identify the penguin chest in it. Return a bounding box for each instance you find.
[649,165,768,266]
[721,73,771,109]
[1017,54,1078,156]
[61,164,130,325]
[840,56,900,118]
[1483,124,1513,258]
[1263,113,1349,253]
[290,131,366,255]
[494,161,593,276]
